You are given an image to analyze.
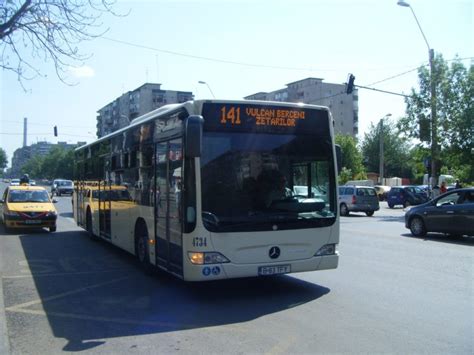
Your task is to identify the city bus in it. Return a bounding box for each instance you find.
[73,99,340,281]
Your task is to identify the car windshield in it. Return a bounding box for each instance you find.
[8,190,50,203]
[201,132,336,232]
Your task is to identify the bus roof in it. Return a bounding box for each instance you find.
[77,99,331,152]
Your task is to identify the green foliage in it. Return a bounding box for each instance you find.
[338,167,353,185]
[397,54,473,181]
[408,146,431,184]
[0,148,7,171]
[20,146,74,180]
[335,134,366,181]
[361,118,414,179]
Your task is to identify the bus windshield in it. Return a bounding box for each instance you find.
[201,132,336,232]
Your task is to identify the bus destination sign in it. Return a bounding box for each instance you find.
[202,103,329,135]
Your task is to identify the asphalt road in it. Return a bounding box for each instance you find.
[0,183,473,354]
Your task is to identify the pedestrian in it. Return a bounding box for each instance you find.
[431,184,440,198]
[455,179,462,189]
[440,181,447,194]
[20,174,30,185]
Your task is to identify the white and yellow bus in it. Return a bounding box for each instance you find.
[73,100,340,281]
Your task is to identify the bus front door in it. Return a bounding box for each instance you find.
[155,139,183,275]
[99,182,111,239]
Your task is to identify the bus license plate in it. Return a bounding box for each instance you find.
[24,220,41,224]
[258,264,291,276]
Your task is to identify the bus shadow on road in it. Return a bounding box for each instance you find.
[375,215,405,223]
[340,214,405,223]
[10,230,330,352]
[401,232,474,246]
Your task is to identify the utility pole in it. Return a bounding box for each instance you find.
[379,119,384,185]
[429,48,438,187]
[379,114,391,184]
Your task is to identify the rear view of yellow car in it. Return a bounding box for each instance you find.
[0,185,58,232]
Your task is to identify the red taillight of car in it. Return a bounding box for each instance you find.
[352,196,356,204]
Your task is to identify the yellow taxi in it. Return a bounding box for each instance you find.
[0,185,58,232]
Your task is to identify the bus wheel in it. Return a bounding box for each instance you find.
[86,210,96,240]
[136,225,153,274]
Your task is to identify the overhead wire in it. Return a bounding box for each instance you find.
[102,36,473,87]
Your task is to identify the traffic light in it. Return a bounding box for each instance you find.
[54,126,58,137]
[346,74,355,94]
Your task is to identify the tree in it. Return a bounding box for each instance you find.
[398,54,474,182]
[335,134,366,184]
[1,0,119,85]
[20,146,75,179]
[41,146,74,179]
[0,147,8,172]
[361,118,413,179]
[21,154,44,178]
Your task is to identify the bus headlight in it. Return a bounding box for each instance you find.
[314,244,337,256]
[188,252,230,265]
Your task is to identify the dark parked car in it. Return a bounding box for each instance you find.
[405,188,474,237]
[387,185,429,208]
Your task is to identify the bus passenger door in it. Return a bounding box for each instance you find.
[155,139,183,275]
[99,182,112,239]
[76,184,85,226]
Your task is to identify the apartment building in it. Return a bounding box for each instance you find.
[10,141,85,177]
[96,83,194,137]
[244,77,359,136]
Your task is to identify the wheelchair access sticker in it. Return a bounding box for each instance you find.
[202,266,221,276]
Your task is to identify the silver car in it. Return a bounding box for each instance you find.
[338,185,380,216]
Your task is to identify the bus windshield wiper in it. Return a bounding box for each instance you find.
[202,211,220,227]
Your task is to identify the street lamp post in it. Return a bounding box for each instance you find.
[198,81,215,98]
[379,113,392,185]
[397,0,437,188]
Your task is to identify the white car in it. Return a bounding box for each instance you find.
[9,179,20,186]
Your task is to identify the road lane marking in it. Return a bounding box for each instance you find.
[4,271,248,333]
[6,307,249,332]
[5,276,130,311]
[2,268,130,279]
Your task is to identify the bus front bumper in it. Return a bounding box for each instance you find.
[182,254,339,282]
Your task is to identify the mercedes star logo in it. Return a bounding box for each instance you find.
[269,246,280,259]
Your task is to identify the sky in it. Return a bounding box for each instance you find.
[1,0,473,169]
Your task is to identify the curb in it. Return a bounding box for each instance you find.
[0,274,11,355]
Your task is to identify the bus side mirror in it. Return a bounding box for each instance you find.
[185,115,204,158]
[335,144,342,174]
